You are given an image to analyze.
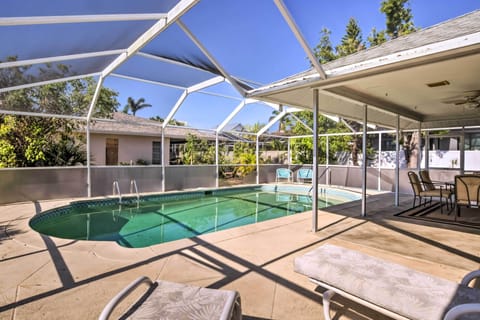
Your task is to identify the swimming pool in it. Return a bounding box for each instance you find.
[29,185,360,248]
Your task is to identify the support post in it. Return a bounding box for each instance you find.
[86,122,91,197]
[287,137,291,165]
[326,135,329,186]
[256,136,260,185]
[417,122,422,171]
[86,76,104,198]
[425,130,430,170]
[395,115,400,207]
[378,132,382,191]
[361,105,367,217]
[460,126,465,174]
[216,132,219,188]
[161,128,166,192]
[312,89,319,232]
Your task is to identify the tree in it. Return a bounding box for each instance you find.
[268,106,293,133]
[243,122,264,134]
[123,97,152,116]
[289,111,352,165]
[367,27,387,47]
[401,131,421,168]
[149,115,186,126]
[380,0,416,39]
[336,18,365,57]
[182,133,215,165]
[232,141,256,177]
[0,57,119,167]
[307,2,419,167]
[313,28,337,64]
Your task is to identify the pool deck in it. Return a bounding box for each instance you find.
[1,189,480,320]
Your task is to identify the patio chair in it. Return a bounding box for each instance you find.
[276,168,292,183]
[99,276,242,320]
[294,244,480,320]
[408,171,452,213]
[420,170,441,190]
[296,168,313,183]
[454,174,480,217]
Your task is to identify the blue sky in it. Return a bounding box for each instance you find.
[0,0,470,128]
[2,1,478,129]
[103,0,479,129]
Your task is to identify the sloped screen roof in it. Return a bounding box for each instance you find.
[0,0,289,126]
[1,0,479,130]
[0,0,222,111]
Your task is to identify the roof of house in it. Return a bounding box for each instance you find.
[89,112,240,141]
[253,10,480,91]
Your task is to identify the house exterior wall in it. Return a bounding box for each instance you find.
[90,133,167,165]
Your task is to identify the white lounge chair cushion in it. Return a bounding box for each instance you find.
[294,244,480,320]
[125,280,241,320]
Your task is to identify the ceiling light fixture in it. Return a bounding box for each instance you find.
[426,80,450,87]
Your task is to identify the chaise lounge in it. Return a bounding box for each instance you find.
[294,244,480,320]
[99,276,242,320]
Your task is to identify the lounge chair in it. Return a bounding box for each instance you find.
[294,244,480,320]
[276,168,292,183]
[408,171,452,213]
[296,168,313,183]
[455,174,480,217]
[99,276,242,320]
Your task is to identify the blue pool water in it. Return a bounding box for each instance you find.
[29,185,360,248]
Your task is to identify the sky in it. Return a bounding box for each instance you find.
[102,0,480,130]
[3,0,479,130]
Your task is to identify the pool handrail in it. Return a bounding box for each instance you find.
[112,180,122,204]
[130,179,140,208]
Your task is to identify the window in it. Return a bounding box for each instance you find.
[105,138,118,165]
[465,133,480,171]
[428,136,460,168]
[152,141,162,165]
[465,133,480,151]
[169,142,185,164]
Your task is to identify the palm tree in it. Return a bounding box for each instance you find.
[123,97,152,116]
[269,107,292,133]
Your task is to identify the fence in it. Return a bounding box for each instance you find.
[0,164,463,205]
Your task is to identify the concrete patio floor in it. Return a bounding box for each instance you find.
[1,191,479,320]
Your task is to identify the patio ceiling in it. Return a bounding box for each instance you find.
[250,10,480,130]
